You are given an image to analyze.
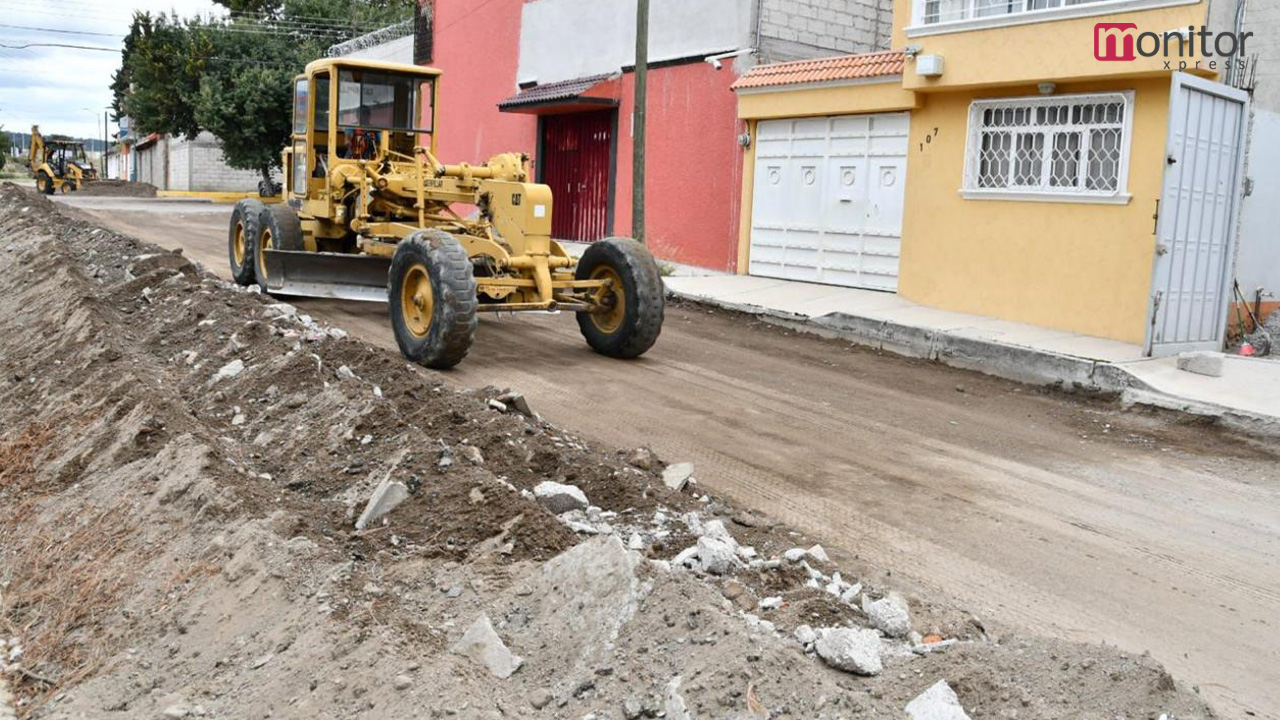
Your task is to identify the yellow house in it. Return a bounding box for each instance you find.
[732,0,1251,355]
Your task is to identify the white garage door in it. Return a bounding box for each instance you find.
[749,113,909,291]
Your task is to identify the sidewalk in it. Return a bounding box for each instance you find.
[663,274,1280,435]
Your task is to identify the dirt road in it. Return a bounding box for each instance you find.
[61,195,1280,719]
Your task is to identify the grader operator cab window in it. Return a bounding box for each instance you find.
[336,70,433,159]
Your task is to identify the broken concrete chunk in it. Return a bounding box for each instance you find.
[807,544,830,563]
[783,548,807,562]
[672,545,699,567]
[451,614,523,679]
[1176,351,1224,377]
[863,593,912,638]
[662,462,695,492]
[354,479,410,530]
[905,680,972,720]
[696,535,739,575]
[533,480,588,514]
[814,627,882,675]
[497,391,535,418]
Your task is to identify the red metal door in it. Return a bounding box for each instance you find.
[541,111,612,241]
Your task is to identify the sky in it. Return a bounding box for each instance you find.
[0,0,223,143]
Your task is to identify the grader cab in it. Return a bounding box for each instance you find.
[29,125,98,194]
[229,58,663,368]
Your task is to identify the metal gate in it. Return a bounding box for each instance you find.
[749,113,909,291]
[1146,73,1249,356]
[540,111,613,242]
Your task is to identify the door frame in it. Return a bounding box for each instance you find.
[1142,72,1250,357]
[535,109,619,241]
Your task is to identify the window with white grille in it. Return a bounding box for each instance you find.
[962,93,1133,202]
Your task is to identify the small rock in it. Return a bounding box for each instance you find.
[814,627,882,675]
[905,679,972,720]
[528,689,553,709]
[487,399,508,412]
[533,481,589,514]
[759,596,783,610]
[392,674,412,691]
[354,479,410,530]
[794,625,817,646]
[162,703,192,719]
[212,359,244,381]
[783,548,807,562]
[662,462,695,492]
[622,697,644,719]
[458,445,484,466]
[665,676,692,720]
[336,365,356,380]
[452,615,523,679]
[627,448,656,470]
[807,544,830,563]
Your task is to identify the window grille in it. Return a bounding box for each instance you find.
[963,93,1132,200]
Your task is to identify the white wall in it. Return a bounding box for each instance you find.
[1233,0,1280,307]
[343,35,413,63]
[517,0,753,86]
[133,132,278,192]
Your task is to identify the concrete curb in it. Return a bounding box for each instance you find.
[668,288,1280,436]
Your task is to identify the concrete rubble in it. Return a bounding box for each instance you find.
[864,593,913,638]
[662,462,695,492]
[814,627,883,675]
[905,680,972,720]
[533,480,589,514]
[354,478,410,530]
[450,615,523,679]
[1176,351,1224,377]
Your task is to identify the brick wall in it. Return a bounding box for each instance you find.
[757,0,893,63]
[132,132,278,192]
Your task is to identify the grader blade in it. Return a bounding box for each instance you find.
[262,249,391,303]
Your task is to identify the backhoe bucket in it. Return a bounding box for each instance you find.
[262,249,391,303]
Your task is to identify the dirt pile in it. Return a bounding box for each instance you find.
[0,183,1215,719]
[76,180,158,198]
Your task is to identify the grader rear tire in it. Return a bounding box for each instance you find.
[389,229,478,370]
[575,237,664,359]
[228,199,265,287]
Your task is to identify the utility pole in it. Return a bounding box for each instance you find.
[632,0,649,244]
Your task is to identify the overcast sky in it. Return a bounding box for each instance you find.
[0,0,223,142]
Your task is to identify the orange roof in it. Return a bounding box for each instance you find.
[731,51,905,91]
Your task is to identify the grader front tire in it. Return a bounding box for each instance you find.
[389,230,478,370]
[228,199,265,287]
[575,237,664,359]
[254,204,304,293]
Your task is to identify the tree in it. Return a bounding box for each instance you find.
[114,1,413,187]
[0,128,9,171]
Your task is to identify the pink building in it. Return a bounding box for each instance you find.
[414,0,885,271]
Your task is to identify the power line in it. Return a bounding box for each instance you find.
[0,40,117,52]
[0,23,119,37]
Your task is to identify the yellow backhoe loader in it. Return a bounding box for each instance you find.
[29,125,98,194]
[229,58,664,368]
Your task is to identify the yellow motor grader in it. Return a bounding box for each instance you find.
[229,58,663,368]
[29,125,98,194]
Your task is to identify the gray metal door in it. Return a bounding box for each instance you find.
[1145,73,1249,356]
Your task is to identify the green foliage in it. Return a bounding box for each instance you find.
[0,130,9,171]
[114,1,413,180]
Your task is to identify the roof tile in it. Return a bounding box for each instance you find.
[731,51,905,91]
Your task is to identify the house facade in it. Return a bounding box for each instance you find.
[416,0,890,270]
[733,0,1258,354]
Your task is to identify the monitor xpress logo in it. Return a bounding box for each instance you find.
[1094,24,1253,69]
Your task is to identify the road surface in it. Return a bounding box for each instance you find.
[59,195,1280,719]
